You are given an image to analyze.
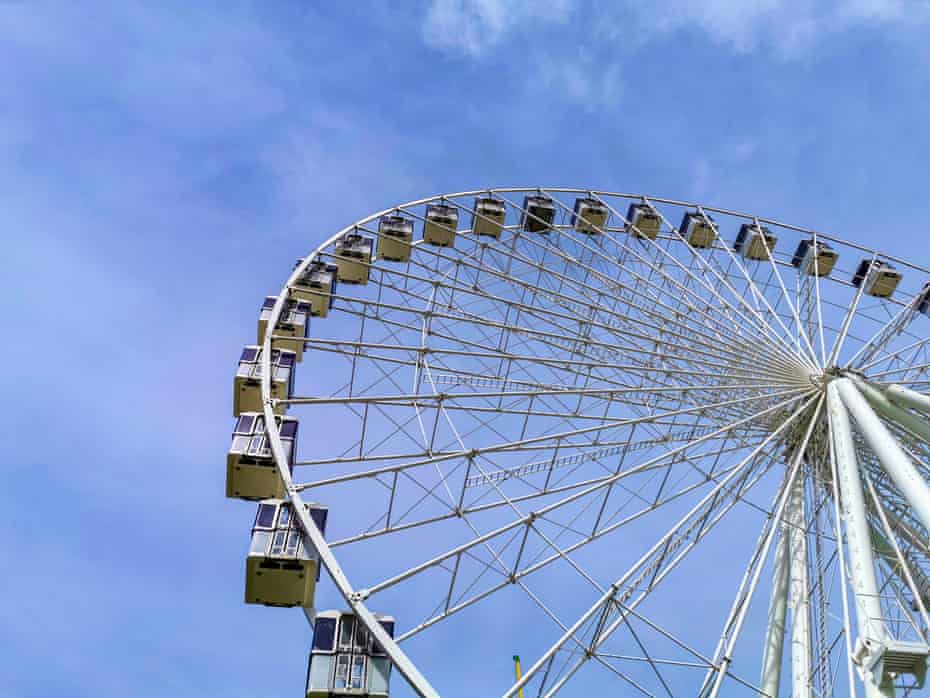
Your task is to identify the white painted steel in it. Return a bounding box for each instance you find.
[705,398,824,698]
[854,378,930,447]
[887,383,930,416]
[836,378,930,534]
[828,382,888,642]
[828,382,890,698]
[261,277,440,698]
[826,415,861,698]
[511,393,821,698]
[236,187,930,697]
[788,477,813,698]
[760,523,790,697]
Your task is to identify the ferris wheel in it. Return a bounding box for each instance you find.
[228,187,930,697]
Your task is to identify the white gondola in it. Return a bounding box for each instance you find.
[291,258,338,318]
[853,259,902,298]
[307,610,395,697]
[571,197,607,233]
[257,296,310,361]
[625,203,661,240]
[522,195,555,233]
[245,499,328,608]
[472,196,506,239]
[791,238,838,277]
[918,283,930,316]
[377,215,414,262]
[226,413,297,500]
[423,204,458,247]
[234,345,295,416]
[335,233,374,284]
[679,211,717,249]
[734,223,778,261]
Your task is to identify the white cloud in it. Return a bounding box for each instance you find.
[423,0,930,59]
[727,138,759,162]
[421,2,623,107]
[691,158,713,200]
[838,0,910,22]
[423,0,576,57]
[622,0,928,56]
[536,50,622,109]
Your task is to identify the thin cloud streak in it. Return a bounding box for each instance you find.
[422,0,576,57]
[423,0,930,59]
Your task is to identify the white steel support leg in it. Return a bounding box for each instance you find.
[835,378,930,535]
[827,382,892,698]
[870,523,930,612]
[788,477,812,698]
[827,423,861,698]
[854,378,930,446]
[761,523,790,697]
[885,383,930,417]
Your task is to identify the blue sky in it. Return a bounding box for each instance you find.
[3,1,930,696]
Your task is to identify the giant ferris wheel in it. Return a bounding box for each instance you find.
[228,188,930,697]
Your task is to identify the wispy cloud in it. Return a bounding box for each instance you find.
[422,0,576,57]
[423,0,929,60]
[535,50,622,110]
[618,0,928,56]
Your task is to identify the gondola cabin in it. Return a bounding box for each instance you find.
[792,239,838,277]
[734,223,777,261]
[918,283,930,316]
[246,499,328,608]
[335,233,374,284]
[376,215,414,262]
[853,259,902,298]
[571,197,607,233]
[472,196,506,239]
[625,203,661,240]
[226,413,297,500]
[307,611,395,697]
[522,195,555,233]
[234,346,295,416]
[680,211,717,249]
[257,296,311,361]
[291,258,338,318]
[791,238,839,276]
[423,204,458,247]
